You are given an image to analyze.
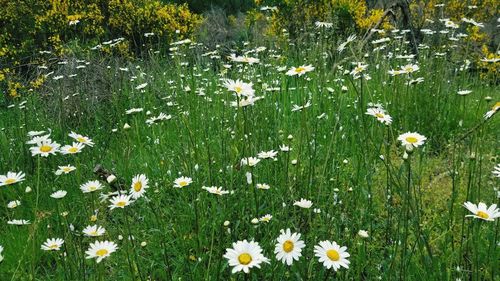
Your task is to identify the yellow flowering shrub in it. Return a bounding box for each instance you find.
[251,0,390,37]
[0,0,202,98]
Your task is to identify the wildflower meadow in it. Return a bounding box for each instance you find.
[0,0,499,280]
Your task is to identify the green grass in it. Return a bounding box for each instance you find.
[0,28,499,280]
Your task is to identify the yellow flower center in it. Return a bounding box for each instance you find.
[133,182,142,192]
[235,86,242,93]
[40,145,52,152]
[477,211,489,219]
[77,137,86,143]
[116,201,126,207]
[326,249,340,261]
[90,230,98,236]
[49,244,59,249]
[283,240,294,253]
[375,113,384,118]
[493,102,500,111]
[405,137,418,144]
[96,249,108,257]
[179,181,188,187]
[89,186,97,191]
[238,253,252,265]
[63,167,72,172]
[295,67,305,73]
[4,178,16,185]
[68,147,78,153]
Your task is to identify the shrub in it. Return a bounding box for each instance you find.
[0,0,202,98]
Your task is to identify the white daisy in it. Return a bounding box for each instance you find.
[80,180,103,193]
[82,225,106,237]
[109,194,132,210]
[240,157,260,167]
[41,238,64,251]
[493,164,500,178]
[173,176,192,188]
[223,79,255,97]
[202,186,229,195]
[130,174,149,199]
[223,240,270,274]
[0,245,3,263]
[484,102,500,120]
[293,198,313,209]
[55,165,76,175]
[366,107,392,125]
[60,142,85,154]
[257,150,278,160]
[68,131,94,147]
[259,214,272,223]
[7,219,31,225]
[29,139,60,157]
[286,65,314,76]
[50,190,67,199]
[256,183,270,190]
[0,171,26,186]
[314,240,350,271]
[7,200,21,209]
[85,241,118,263]
[463,202,500,221]
[274,229,305,265]
[397,132,426,150]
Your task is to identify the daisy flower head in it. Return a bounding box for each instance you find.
[41,238,64,251]
[484,101,500,120]
[7,200,21,209]
[26,134,51,145]
[463,202,500,221]
[80,180,103,193]
[240,157,260,167]
[7,219,31,225]
[256,183,270,190]
[85,241,118,263]
[274,229,306,265]
[315,21,333,28]
[69,131,94,147]
[29,139,60,157]
[55,165,76,175]
[0,171,26,186]
[223,240,270,274]
[50,190,67,199]
[493,164,500,178]
[257,150,278,160]
[60,142,85,155]
[202,186,229,196]
[259,214,272,223]
[293,198,313,209]
[223,79,255,97]
[286,65,314,76]
[366,107,392,125]
[83,225,106,237]
[130,174,149,199]
[350,62,368,77]
[314,240,350,271]
[401,64,419,74]
[109,194,132,210]
[397,132,426,151]
[173,176,192,188]
[0,245,3,263]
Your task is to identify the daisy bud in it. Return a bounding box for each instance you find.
[246,172,253,185]
[25,186,32,193]
[106,175,117,183]
[291,159,298,165]
[223,221,230,227]
[140,241,147,247]
[118,235,123,240]
[403,152,409,160]
[358,230,369,238]
[123,123,131,130]
[251,218,259,224]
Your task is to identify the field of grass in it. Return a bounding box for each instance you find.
[0,25,499,280]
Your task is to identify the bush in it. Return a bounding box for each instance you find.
[0,0,203,98]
